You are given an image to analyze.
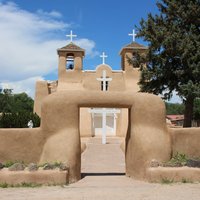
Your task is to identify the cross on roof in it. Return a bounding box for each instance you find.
[128,29,137,42]
[66,30,77,42]
[100,52,108,64]
[96,70,112,91]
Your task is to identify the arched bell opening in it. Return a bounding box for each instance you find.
[66,53,74,70]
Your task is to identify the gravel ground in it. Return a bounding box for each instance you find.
[1,176,200,200]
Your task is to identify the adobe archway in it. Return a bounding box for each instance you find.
[39,90,171,183]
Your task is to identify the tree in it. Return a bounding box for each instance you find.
[193,98,200,126]
[132,0,200,127]
[0,89,13,113]
[0,91,33,113]
[0,112,40,128]
[165,102,184,115]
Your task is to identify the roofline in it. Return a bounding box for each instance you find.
[57,48,85,56]
[119,46,148,55]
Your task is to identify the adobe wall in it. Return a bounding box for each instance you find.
[0,128,44,163]
[1,89,200,184]
[0,91,172,183]
[34,64,140,116]
[33,81,49,117]
[39,91,171,182]
[170,128,200,158]
[79,107,93,137]
[116,108,128,137]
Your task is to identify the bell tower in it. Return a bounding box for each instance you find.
[119,42,148,71]
[120,29,148,71]
[57,31,85,82]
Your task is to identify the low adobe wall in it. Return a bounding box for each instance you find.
[170,128,200,157]
[147,167,200,182]
[0,128,45,163]
[0,169,68,185]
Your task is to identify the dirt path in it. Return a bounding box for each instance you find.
[1,137,200,200]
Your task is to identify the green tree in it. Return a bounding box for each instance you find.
[193,98,200,126]
[0,91,33,113]
[0,112,40,128]
[165,102,184,115]
[0,90,40,128]
[133,0,200,127]
[0,89,13,112]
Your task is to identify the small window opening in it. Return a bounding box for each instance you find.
[132,52,139,68]
[101,81,108,91]
[66,54,74,70]
[132,52,137,61]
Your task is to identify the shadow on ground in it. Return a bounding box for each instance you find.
[81,172,125,178]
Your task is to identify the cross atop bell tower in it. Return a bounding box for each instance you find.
[128,29,137,42]
[66,30,77,42]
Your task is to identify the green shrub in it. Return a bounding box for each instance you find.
[3,161,15,168]
[0,183,9,188]
[161,178,174,184]
[0,112,40,128]
[165,152,188,167]
[0,182,42,188]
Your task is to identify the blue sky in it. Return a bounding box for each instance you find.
[9,0,158,71]
[0,0,182,102]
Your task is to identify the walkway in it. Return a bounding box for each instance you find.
[1,137,200,200]
[81,137,125,174]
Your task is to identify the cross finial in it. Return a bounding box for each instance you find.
[66,30,77,42]
[100,52,108,64]
[128,29,137,42]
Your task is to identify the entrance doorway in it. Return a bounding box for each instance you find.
[89,108,121,144]
[79,107,128,177]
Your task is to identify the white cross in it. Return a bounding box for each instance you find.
[66,30,77,42]
[100,52,108,64]
[89,108,120,144]
[128,29,137,42]
[97,70,112,91]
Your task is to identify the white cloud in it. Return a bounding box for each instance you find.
[36,9,62,18]
[1,76,44,98]
[75,39,99,58]
[0,2,97,97]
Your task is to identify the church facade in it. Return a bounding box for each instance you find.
[33,35,148,139]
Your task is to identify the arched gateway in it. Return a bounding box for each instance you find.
[0,32,172,183]
[39,90,171,183]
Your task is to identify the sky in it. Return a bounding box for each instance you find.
[0,0,181,102]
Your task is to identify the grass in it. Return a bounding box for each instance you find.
[38,161,63,169]
[161,178,174,184]
[0,182,42,188]
[0,182,68,188]
[3,161,15,168]
[181,178,194,184]
[164,152,188,167]
[3,160,26,168]
[2,161,66,169]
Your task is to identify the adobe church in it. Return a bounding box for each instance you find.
[33,30,148,142]
[0,30,199,184]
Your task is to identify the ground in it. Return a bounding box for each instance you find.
[1,137,200,200]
